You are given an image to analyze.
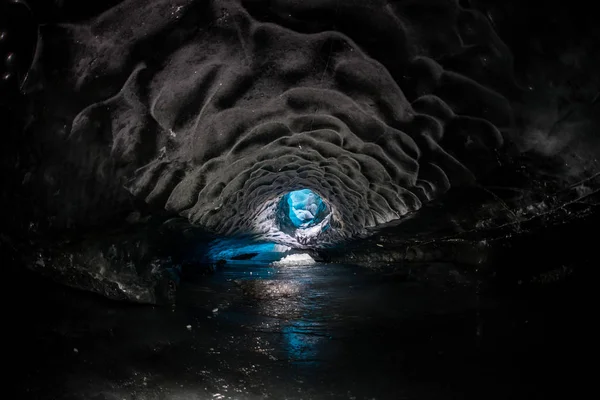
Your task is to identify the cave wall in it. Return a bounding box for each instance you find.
[18,0,517,245]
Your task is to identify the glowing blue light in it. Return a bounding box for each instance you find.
[284,189,326,228]
[207,237,290,263]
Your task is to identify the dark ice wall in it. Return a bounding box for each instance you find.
[21,0,515,245]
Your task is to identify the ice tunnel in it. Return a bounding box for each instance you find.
[1,1,595,397]
[12,0,519,251]
[2,0,597,303]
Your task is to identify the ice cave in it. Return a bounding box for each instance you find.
[0,0,595,398]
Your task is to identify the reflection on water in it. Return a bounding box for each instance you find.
[16,259,548,400]
[282,320,323,365]
[217,262,331,365]
[240,264,331,366]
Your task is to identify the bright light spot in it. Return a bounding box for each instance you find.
[285,189,326,228]
[272,253,315,266]
[248,189,336,248]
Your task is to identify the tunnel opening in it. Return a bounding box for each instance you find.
[283,189,328,229]
[203,190,335,266]
[276,189,332,244]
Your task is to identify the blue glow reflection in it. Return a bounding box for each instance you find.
[282,320,321,365]
[207,237,290,263]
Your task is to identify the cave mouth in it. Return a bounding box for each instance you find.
[276,189,332,241]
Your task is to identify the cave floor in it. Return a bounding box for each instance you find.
[8,262,580,400]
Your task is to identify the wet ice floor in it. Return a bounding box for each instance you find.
[8,262,580,399]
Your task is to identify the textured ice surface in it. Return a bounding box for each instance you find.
[27,0,514,246]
